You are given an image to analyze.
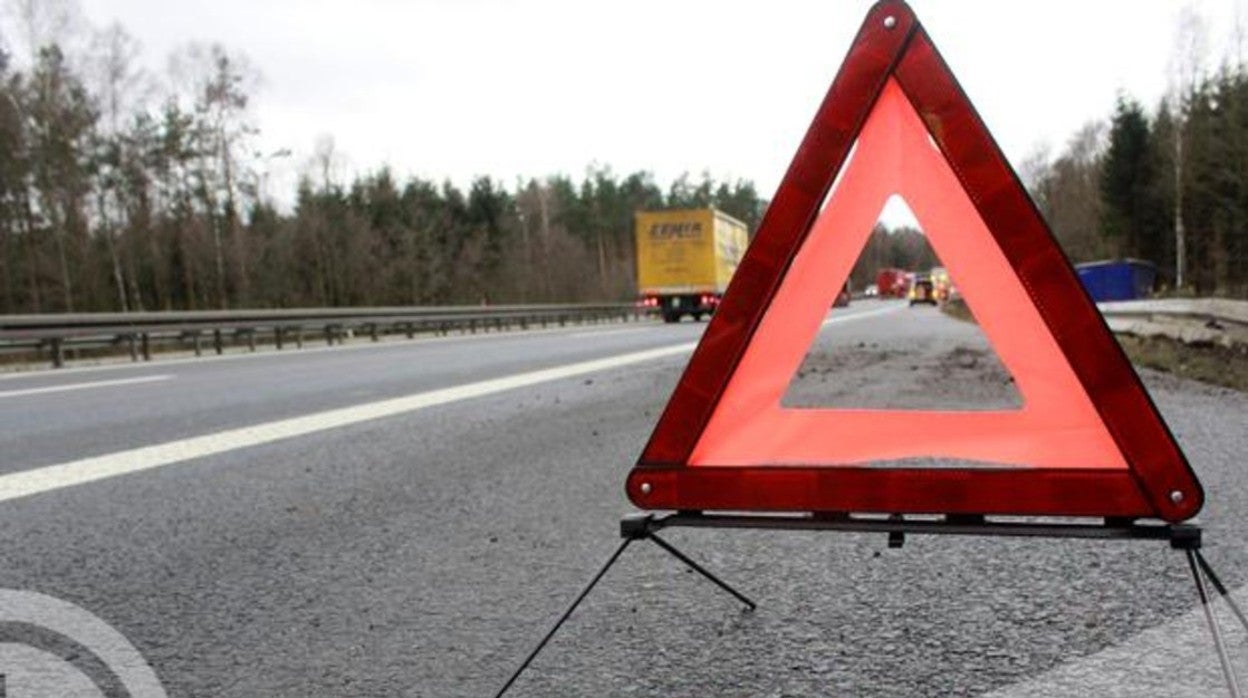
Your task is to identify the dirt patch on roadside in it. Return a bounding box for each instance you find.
[942,297,1248,393]
[1117,333,1248,393]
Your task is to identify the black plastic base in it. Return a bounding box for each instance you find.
[625,510,1202,549]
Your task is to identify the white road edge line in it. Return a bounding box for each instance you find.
[0,375,172,399]
[0,301,902,504]
[569,327,652,338]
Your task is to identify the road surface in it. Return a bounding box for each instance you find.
[0,300,1244,696]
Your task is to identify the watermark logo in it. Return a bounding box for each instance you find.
[0,589,165,697]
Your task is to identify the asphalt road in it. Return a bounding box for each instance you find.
[0,300,1245,696]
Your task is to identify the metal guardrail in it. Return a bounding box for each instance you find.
[0,304,654,368]
[1099,298,1248,348]
[3,297,1241,370]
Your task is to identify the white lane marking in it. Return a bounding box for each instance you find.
[0,375,172,399]
[987,584,1248,697]
[569,327,655,338]
[570,304,898,338]
[821,302,907,327]
[0,343,697,504]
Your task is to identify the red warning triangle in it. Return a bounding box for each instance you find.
[626,0,1202,522]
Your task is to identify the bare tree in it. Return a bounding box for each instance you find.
[307,133,344,193]
[167,42,260,308]
[1018,142,1052,194]
[1168,4,1208,290]
[1032,121,1109,262]
[3,0,83,66]
[88,23,147,134]
[87,23,147,311]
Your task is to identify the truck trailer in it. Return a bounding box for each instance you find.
[635,208,749,323]
[875,268,911,298]
[1075,259,1157,301]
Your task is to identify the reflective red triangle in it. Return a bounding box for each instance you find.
[626,0,1202,522]
[693,79,1123,470]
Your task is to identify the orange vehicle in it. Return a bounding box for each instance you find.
[930,266,953,301]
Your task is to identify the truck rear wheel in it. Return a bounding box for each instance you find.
[661,310,680,324]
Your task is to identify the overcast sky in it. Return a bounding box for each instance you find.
[55,0,1248,207]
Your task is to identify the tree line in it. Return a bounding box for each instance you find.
[4,3,1246,316]
[0,5,770,313]
[1028,43,1248,296]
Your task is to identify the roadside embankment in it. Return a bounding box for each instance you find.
[942,297,1248,392]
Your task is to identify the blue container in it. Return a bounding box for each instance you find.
[1075,259,1157,301]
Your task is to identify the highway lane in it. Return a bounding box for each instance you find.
[0,300,1243,696]
[0,317,713,474]
[0,302,900,477]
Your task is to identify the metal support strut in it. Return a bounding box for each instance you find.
[494,513,754,698]
[1183,545,1245,698]
[1195,550,1248,635]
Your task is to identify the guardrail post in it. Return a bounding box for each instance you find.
[141,333,151,361]
[192,332,202,356]
[127,334,139,361]
[49,338,64,368]
[295,326,304,349]
[325,325,335,346]
[246,330,256,352]
[275,327,284,351]
[370,323,379,342]
[214,329,224,355]
[405,322,414,339]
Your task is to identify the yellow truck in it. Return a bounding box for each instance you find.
[635,208,749,323]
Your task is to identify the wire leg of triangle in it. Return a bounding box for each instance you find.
[1186,548,1244,698]
[494,519,756,698]
[1195,551,1248,635]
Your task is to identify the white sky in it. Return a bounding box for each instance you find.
[52,0,1248,208]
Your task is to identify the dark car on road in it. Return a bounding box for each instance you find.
[833,281,851,307]
[909,277,937,306]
